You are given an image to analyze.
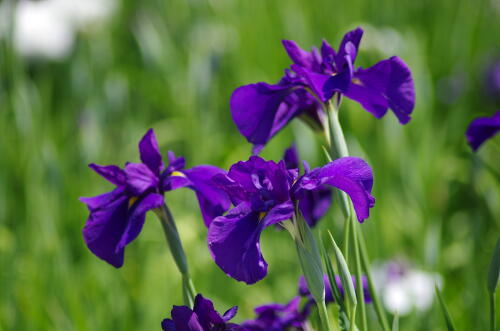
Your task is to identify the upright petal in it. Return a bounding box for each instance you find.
[208,201,293,284]
[283,145,299,170]
[81,188,129,267]
[115,193,164,254]
[295,157,374,222]
[282,40,318,70]
[167,151,186,173]
[138,129,164,175]
[88,164,126,186]
[335,27,364,69]
[170,306,204,331]
[230,83,295,148]
[350,56,415,124]
[466,110,500,151]
[181,165,232,226]
[124,163,159,196]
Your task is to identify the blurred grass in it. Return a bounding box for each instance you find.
[1,0,499,329]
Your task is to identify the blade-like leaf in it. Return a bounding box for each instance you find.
[487,238,500,294]
[328,231,357,306]
[435,285,456,331]
[392,312,399,331]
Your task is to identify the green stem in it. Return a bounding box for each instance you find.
[490,292,496,331]
[324,97,391,331]
[352,217,367,331]
[154,203,196,307]
[318,301,332,331]
[358,230,390,331]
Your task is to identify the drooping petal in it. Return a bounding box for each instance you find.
[81,188,129,267]
[295,157,374,222]
[298,187,332,227]
[466,110,500,151]
[212,173,249,206]
[115,193,164,254]
[230,82,295,148]
[138,129,164,175]
[291,64,335,102]
[88,164,126,186]
[181,166,232,226]
[124,163,159,196]
[349,56,415,124]
[161,319,175,331]
[208,201,294,284]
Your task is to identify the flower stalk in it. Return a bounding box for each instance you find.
[154,203,196,308]
[323,98,390,331]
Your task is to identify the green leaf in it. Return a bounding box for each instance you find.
[328,231,357,306]
[487,238,500,294]
[435,285,456,331]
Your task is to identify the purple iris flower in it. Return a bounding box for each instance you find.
[207,155,374,284]
[242,297,310,331]
[80,129,230,267]
[231,27,415,152]
[283,145,332,227]
[161,294,245,331]
[466,110,500,151]
[298,274,372,304]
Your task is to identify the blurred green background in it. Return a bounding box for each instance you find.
[1,0,499,329]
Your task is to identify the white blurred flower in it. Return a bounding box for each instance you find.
[0,0,115,60]
[373,261,441,315]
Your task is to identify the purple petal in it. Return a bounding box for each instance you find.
[182,166,232,227]
[295,157,374,222]
[192,294,225,328]
[124,163,159,196]
[282,40,319,70]
[350,56,415,124]
[223,306,238,322]
[335,27,363,69]
[88,164,126,186]
[81,188,129,267]
[162,174,191,192]
[161,319,175,331]
[291,64,333,102]
[466,110,500,151]
[167,151,186,173]
[115,193,164,254]
[321,40,336,67]
[283,144,299,170]
[298,187,332,227]
[212,173,248,206]
[207,201,293,284]
[230,83,295,148]
[138,129,164,175]
[170,306,204,331]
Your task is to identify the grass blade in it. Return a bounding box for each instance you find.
[435,285,456,331]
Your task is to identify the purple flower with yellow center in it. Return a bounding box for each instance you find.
[207,155,374,284]
[283,145,332,227]
[161,294,244,331]
[466,110,500,151]
[298,274,372,304]
[231,27,415,153]
[242,297,310,331]
[80,129,230,267]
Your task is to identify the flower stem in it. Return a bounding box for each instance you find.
[154,203,196,308]
[323,98,390,331]
[490,292,496,331]
[352,215,367,331]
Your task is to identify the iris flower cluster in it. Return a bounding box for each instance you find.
[78,25,499,330]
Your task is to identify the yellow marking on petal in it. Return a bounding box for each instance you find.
[259,212,267,221]
[129,197,138,207]
[171,171,186,178]
[352,77,362,85]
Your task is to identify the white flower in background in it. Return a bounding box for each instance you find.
[0,0,115,60]
[372,261,441,315]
